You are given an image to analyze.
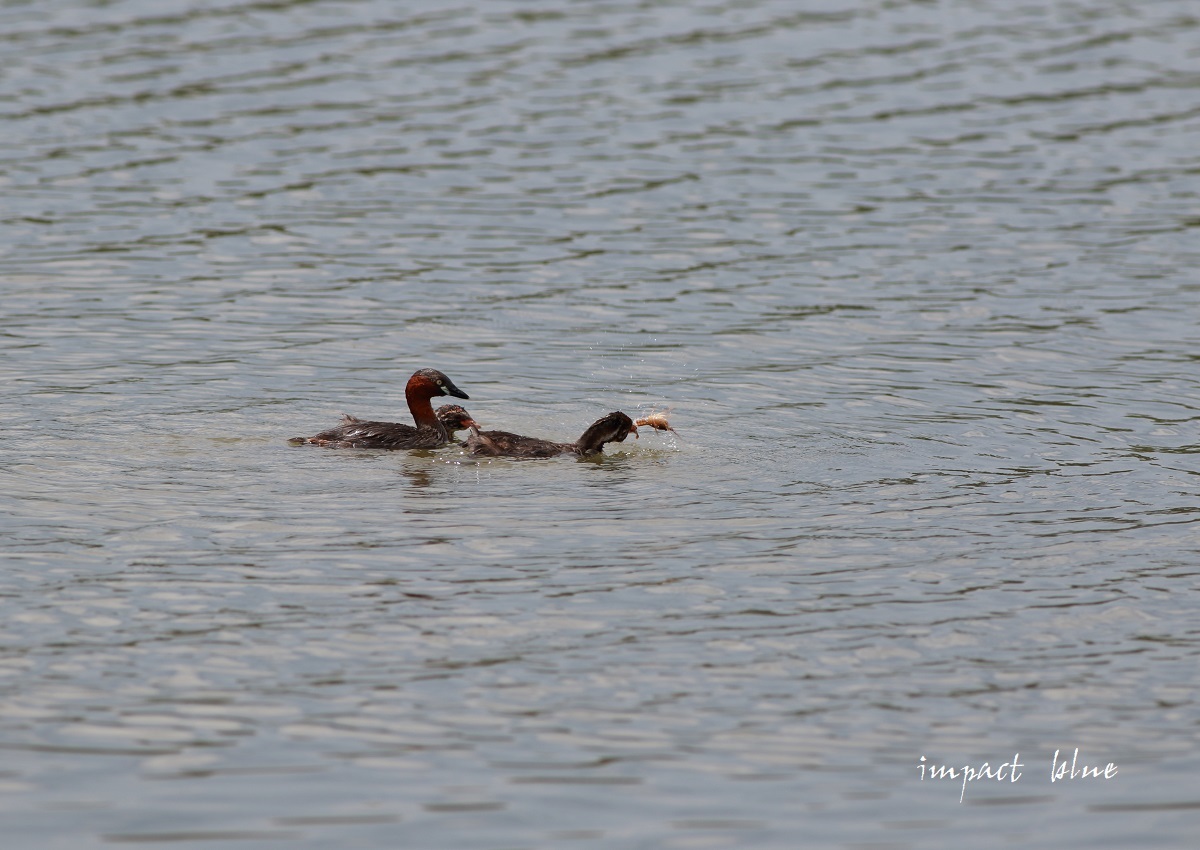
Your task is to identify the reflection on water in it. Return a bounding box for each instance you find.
[2,0,1200,847]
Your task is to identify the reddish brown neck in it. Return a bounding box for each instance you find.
[406,392,437,425]
[406,383,446,436]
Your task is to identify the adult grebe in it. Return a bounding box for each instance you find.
[464,411,638,458]
[289,368,470,450]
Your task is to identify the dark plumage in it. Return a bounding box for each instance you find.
[289,368,470,450]
[465,411,638,458]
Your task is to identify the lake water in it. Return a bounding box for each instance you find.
[2,0,1199,847]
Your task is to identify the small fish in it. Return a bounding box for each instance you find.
[635,407,678,436]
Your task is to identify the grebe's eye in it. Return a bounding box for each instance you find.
[437,380,444,386]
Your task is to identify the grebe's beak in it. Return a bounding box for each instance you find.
[442,377,469,399]
[630,424,640,439]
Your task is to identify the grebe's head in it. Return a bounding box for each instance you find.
[435,404,479,434]
[406,368,469,400]
[603,411,639,443]
[577,411,638,454]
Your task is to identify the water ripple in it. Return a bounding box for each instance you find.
[2,1,1199,848]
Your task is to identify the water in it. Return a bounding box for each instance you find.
[3,0,1200,847]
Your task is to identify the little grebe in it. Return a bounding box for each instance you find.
[465,411,638,458]
[431,404,478,436]
[289,368,470,450]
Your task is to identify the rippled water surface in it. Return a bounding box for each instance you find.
[3,0,1200,847]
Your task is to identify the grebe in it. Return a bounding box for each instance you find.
[465,411,638,458]
[289,368,470,450]
[430,404,477,436]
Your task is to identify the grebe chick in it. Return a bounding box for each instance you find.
[289,368,470,450]
[317,404,478,448]
[465,411,638,459]
[432,404,478,436]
